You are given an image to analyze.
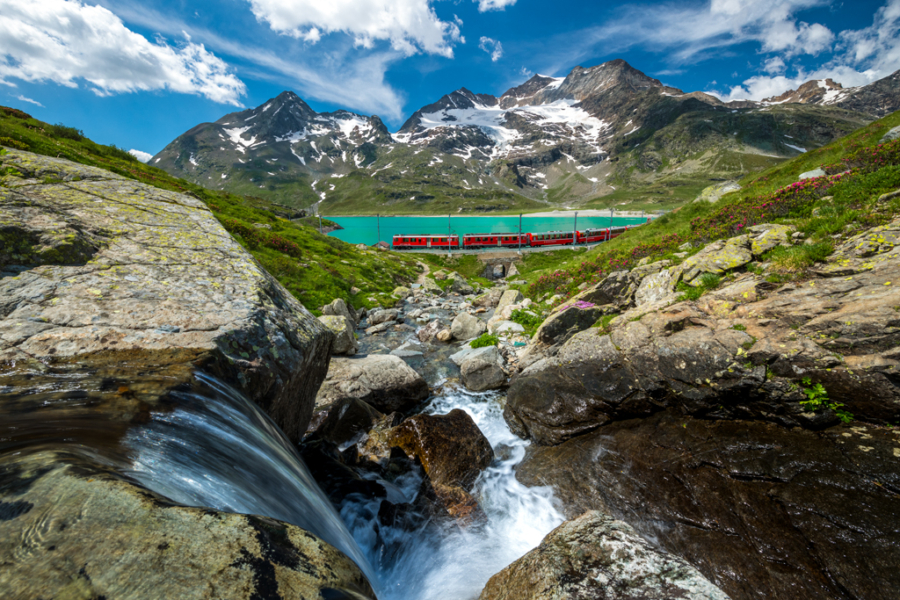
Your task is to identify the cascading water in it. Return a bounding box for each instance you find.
[338,383,566,600]
[121,374,379,589]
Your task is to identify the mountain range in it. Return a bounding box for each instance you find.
[151,59,898,215]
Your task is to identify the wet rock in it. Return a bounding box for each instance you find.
[496,289,524,314]
[368,308,400,325]
[533,302,605,347]
[388,409,493,491]
[305,397,384,447]
[451,312,487,340]
[364,322,390,335]
[317,315,359,355]
[516,411,900,600]
[460,346,508,391]
[322,297,358,327]
[316,354,429,413]
[0,149,331,444]
[436,328,453,342]
[0,453,376,600]
[417,319,443,342]
[479,510,728,600]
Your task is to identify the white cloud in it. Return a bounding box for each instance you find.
[97,1,408,122]
[129,149,153,162]
[13,94,43,107]
[476,0,518,11]
[711,0,900,101]
[519,66,534,78]
[479,36,504,62]
[245,0,463,57]
[0,0,246,105]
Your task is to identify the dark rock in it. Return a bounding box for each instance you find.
[533,303,605,347]
[516,411,900,600]
[305,397,384,447]
[460,346,508,391]
[479,510,728,600]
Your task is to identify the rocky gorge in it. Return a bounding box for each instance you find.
[3,145,900,600]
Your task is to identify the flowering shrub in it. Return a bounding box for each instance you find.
[558,300,597,312]
[528,137,900,299]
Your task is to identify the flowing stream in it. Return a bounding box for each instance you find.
[121,375,564,599]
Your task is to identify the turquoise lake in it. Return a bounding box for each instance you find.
[325,214,650,246]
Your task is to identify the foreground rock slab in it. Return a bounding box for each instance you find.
[517,411,900,600]
[479,510,729,600]
[316,354,429,413]
[0,149,332,444]
[0,454,376,600]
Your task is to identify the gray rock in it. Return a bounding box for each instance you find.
[322,297,357,326]
[694,180,741,204]
[451,312,487,340]
[450,344,481,366]
[492,264,505,279]
[533,304,605,347]
[392,286,411,297]
[460,346,507,391]
[368,308,400,325]
[417,319,443,342]
[748,223,795,256]
[676,235,752,285]
[507,263,520,278]
[882,125,900,143]
[634,268,677,307]
[365,322,390,335]
[799,167,826,180]
[496,289,525,314]
[316,354,429,413]
[479,510,729,600]
[317,315,358,355]
[422,278,442,294]
[0,148,331,445]
[491,320,525,334]
[451,277,475,295]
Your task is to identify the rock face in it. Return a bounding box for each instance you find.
[318,315,358,355]
[460,346,508,391]
[0,149,332,444]
[516,411,900,600]
[507,216,900,444]
[533,302,604,347]
[316,354,430,413]
[0,455,376,600]
[306,396,384,447]
[479,510,728,600]
[677,236,752,285]
[451,312,487,340]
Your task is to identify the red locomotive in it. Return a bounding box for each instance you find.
[392,225,632,250]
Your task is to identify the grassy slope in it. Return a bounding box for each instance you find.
[510,110,900,295]
[0,107,419,312]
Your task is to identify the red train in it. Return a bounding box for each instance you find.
[392,226,632,250]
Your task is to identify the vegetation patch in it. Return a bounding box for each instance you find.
[470,333,500,348]
[800,377,853,423]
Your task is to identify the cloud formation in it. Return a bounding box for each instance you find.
[0,0,246,105]
[245,0,464,57]
[13,94,44,107]
[129,149,153,162]
[479,37,504,61]
[476,0,518,11]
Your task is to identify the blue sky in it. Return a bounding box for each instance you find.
[1,0,898,160]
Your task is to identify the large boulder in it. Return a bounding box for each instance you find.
[316,354,430,413]
[474,287,504,308]
[460,346,507,391]
[567,270,635,308]
[451,277,475,295]
[317,315,358,355]
[0,149,332,444]
[495,289,524,314]
[634,268,677,307]
[479,510,728,600]
[388,409,494,519]
[748,223,795,256]
[517,411,900,600]
[451,312,487,340]
[305,396,383,447]
[0,455,376,600]
[533,302,605,347]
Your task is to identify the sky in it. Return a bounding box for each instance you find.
[1,0,898,160]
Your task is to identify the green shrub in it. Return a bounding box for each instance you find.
[799,377,853,423]
[731,323,747,331]
[593,313,618,332]
[470,333,499,348]
[764,241,833,273]
[0,106,32,119]
[698,272,722,290]
[49,123,84,141]
[510,309,543,329]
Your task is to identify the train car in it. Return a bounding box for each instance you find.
[529,231,575,247]
[392,234,459,250]
[462,233,530,249]
[576,228,609,244]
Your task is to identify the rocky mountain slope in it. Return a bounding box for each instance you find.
[153,60,896,214]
